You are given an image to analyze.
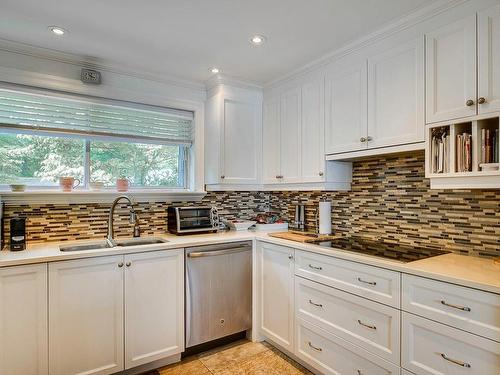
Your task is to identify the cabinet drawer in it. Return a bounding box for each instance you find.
[295,250,401,307]
[296,318,400,375]
[296,276,400,364]
[402,274,500,342]
[402,312,500,375]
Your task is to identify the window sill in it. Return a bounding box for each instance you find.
[0,189,207,205]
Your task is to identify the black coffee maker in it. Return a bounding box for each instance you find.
[9,217,26,251]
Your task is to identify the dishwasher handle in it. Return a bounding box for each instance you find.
[187,245,251,258]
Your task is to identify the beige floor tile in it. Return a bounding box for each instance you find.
[214,347,311,375]
[199,340,270,373]
[158,356,211,375]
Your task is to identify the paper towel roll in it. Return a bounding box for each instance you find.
[318,201,332,235]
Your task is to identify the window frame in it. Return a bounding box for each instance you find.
[0,126,190,191]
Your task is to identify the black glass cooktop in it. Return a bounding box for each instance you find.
[310,236,449,263]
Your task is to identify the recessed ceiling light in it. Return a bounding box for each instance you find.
[48,26,67,36]
[210,67,220,74]
[250,35,266,45]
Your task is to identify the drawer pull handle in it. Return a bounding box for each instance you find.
[357,320,377,330]
[440,353,471,368]
[357,371,363,375]
[309,264,323,271]
[440,300,471,312]
[309,299,323,308]
[357,277,376,286]
[308,341,322,352]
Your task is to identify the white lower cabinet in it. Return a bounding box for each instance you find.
[0,264,48,375]
[295,276,400,364]
[49,249,184,375]
[257,242,295,351]
[124,249,184,369]
[402,312,500,375]
[258,241,500,375]
[49,256,125,375]
[296,318,400,375]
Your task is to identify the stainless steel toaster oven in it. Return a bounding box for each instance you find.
[167,206,218,234]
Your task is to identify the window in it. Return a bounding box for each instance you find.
[0,87,193,190]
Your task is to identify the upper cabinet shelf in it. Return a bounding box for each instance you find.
[426,4,500,124]
[425,114,499,188]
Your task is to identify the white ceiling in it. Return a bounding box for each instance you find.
[0,0,436,85]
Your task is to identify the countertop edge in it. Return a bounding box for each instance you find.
[1,231,498,295]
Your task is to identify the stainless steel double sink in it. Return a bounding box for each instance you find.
[59,237,168,252]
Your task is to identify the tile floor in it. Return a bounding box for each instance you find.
[154,339,313,375]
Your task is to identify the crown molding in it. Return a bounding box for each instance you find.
[205,73,263,92]
[0,38,206,93]
[264,0,468,89]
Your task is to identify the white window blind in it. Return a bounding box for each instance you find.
[0,88,194,145]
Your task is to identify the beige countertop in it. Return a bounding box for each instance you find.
[1,230,499,294]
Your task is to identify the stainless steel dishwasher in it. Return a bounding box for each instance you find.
[185,241,252,348]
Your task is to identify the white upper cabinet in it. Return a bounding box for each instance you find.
[325,60,368,154]
[204,84,262,186]
[221,98,261,184]
[263,96,281,184]
[478,4,500,114]
[301,79,325,182]
[425,16,477,123]
[0,264,47,375]
[280,87,302,183]
[124,249,184,369]
[367,37,424,148]
[49,256,124,375]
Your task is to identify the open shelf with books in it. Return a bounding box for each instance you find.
[425,113,500,189]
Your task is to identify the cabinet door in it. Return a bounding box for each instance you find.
[325,61,368,154]
[478,4,500,114]
[425,16,477,123]
[258,242,294,351]
[124,249,184,369]
[221,98,261,184]
[368,37,424,149]
[280,87,302,183]
[301,79,325,182]
[0,264,47,375]
[49,256,124,375]
[263,97,282,184]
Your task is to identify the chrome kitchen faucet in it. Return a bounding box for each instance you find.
[107,195,140,247]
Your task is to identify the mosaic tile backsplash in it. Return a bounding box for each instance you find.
[2,151,499,257]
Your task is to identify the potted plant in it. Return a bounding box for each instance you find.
[116,175,129,192]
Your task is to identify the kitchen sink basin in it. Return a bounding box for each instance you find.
[115,237,168,247]
[59,237,168,252]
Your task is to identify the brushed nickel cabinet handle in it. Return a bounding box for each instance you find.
[309,299,323,308]
[357,277,376,286]
[478,97,486,104]
[466,99,474,106]
[357,319,377,330]
[308,341,322,352]
[441,300,471,312]
[118,262,124,268]
[318,171,324,176]
[366,136,373,141]
[220,175,225,179]
[308,264,323,271]
[440,353,471,368]
[360,137,367,142]
[126,262,131,267]
[288,254,294,260]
